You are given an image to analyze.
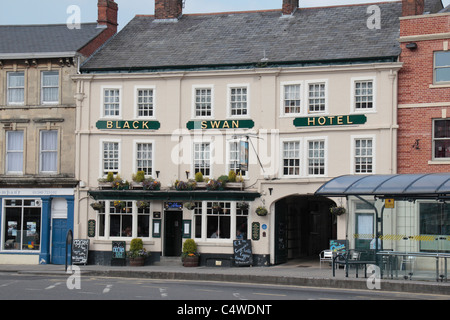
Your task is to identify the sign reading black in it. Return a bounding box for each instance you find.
[112,241,126,260]
[72,239,89,265]
[233,239,253,267]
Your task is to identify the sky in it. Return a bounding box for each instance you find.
[1,0,449,30]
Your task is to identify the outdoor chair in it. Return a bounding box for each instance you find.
[319,250,333,268]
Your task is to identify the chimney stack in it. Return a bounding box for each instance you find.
[402,0,424,16]
[155,0,183,20]
[282,0,299,16]
[98,0,118,32]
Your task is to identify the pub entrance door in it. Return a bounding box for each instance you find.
[164,210,182,257]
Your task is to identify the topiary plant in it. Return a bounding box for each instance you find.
[228,170,237,182]
[130,238,144,252]
[195,171,204,182]
[182,239,198,257]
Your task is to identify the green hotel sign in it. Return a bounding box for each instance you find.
[96,120,160,130]
[293,114,367,127]
[186,119,255,130]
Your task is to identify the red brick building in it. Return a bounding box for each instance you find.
[398,0,450,173]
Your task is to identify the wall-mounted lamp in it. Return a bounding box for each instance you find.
[412,139,420,150]
[406,42,417,50]
[185,170,190,180]
[155,171,160,178]
[268,188,273,196]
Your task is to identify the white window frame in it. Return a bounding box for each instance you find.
[280,137,302,178]
[100,139,121,178]
[434,51,450,84]
[351,135,376,174]
[227,84,250,118]
[305,136,328,177]
[7,72,25,106]
[41,71,59,105]
[192,141,212,178]
[351,77,376,113]
[101,86,122,119]
[226,139,249,179]
[39,130,58,174]
[280,81,303,117]
[5,130,24,175]
[192,85,214,119]
[134,86,156,119]
[96,200,152,240]
[305,80,328,115]
[432,119,450,160]
[133,139,155,178]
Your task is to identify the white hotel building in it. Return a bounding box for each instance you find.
[73,0,404,265]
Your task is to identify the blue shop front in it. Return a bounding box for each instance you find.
[0,188,74,265]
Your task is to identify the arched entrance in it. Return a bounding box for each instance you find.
[274,195,336,265]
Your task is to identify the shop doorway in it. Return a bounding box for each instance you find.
[164,211,182,257]
[274,195,336,265]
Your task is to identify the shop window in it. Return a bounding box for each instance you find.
[3,199,41,251]
[97,201,151,239]
[207,202,231,239]
[420,203,450,252]
[433,119,450,159]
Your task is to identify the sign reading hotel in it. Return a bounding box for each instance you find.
[293,114,367,127]
[96,120,161,130]
[186,119,255,130]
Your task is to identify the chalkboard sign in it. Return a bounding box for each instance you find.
[330,239,348,253]
[72,239,89,265]
[112,241,126,260]
[233,239,253,267]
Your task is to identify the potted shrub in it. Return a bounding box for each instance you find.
[226,170,244,189]
[98,172,115,189]
[131,171,146,188]
[195,172,206,188]
[128,238,149,266]
[182,239,199,267]
[255,206,268,216]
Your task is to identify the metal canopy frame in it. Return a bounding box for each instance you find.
[315,173,450,263]
[315,173,450,200]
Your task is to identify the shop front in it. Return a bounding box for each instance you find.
[0,189,74,265]
[87,190,261,266]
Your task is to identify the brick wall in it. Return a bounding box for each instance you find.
[397,14,450,173]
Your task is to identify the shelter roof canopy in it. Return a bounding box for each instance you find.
[315,173,450,199]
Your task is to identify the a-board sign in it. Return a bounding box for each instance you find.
[233,239,253,266]
[72,239,89,265]
[330,239,348,252]
[112,241,126,260]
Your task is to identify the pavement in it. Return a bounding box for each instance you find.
[1,258,450,296]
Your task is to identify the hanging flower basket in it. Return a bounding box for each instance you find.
[113,200,126,210]
[184,201,196,210]
[90,202,104,211]
[330,206,346,216]
[255,206,268,216]
[212,202,223,213]
[237,201,249,210]
[136,201,149,209]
